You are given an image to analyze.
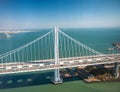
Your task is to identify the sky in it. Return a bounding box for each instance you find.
[0,0,120,29]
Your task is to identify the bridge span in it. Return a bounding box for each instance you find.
[0,27,120,84]
[0,54,120,74]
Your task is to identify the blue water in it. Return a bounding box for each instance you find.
[0,28,120,91]
[0,28,120,54]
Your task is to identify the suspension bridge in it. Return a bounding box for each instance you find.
[0,27,120,84]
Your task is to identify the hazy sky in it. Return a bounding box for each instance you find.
[0,0,120,29]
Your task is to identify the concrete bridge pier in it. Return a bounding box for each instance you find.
[114,62,119,78]
[51,69,63,84]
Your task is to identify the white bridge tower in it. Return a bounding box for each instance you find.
[51,26,63,84]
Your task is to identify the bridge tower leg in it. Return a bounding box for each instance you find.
[51,26,63,84]
[114,62,119,78]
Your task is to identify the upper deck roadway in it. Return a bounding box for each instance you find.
[0,54,120,75]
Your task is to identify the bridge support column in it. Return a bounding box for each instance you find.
[51,68,63,84]
[51,26,63,84]
[114,62,119,78]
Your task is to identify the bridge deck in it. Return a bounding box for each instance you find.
[0,54,120,75]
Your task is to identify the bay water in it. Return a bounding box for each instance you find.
[0,28,120,92]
